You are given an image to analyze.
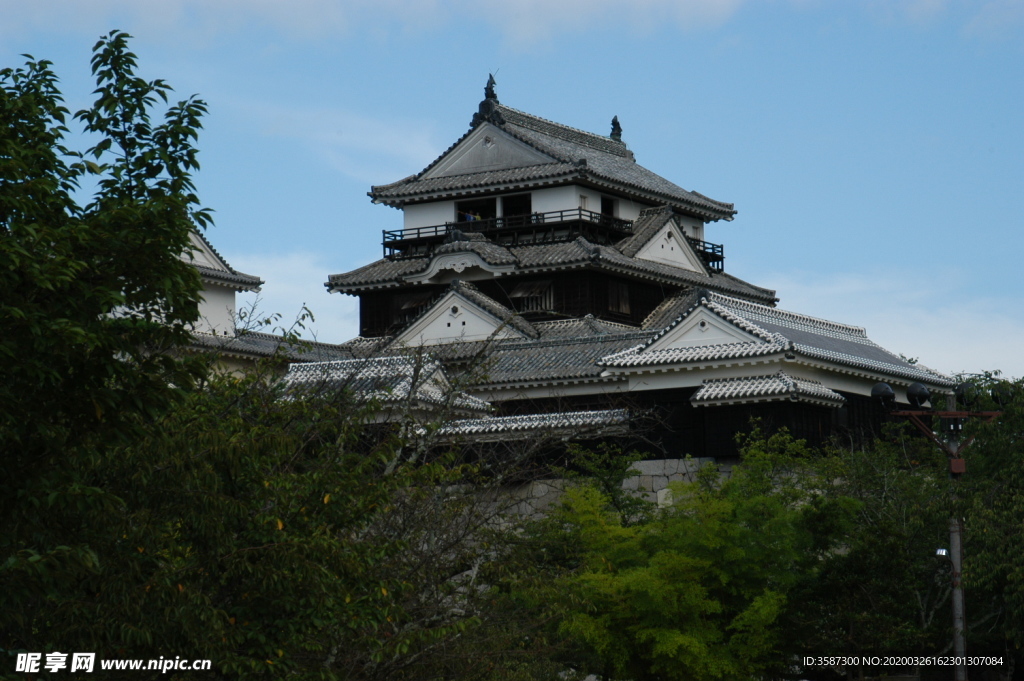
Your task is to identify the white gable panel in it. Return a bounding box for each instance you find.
[422,124,554,179]
[634,220,706,274]
[394,291,523,347]
[646,308,762,353]
[187,231,229,271]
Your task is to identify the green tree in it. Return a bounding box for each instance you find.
[961,378,1024,675]
[781,427,955,680]
[512,431,829,681]
[1,31,210,664]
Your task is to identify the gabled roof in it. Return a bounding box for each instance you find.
[389,280,539,348]
[440,408,630,440]
[186,231,263,291]
[690,371,847,408]
[326,234,776,304]
[601,290,954,387]
[190,329,356,363]
[369,85,736,222]
[479,330,655,389]
[281,355,491,414]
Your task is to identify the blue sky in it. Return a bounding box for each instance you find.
[4,0,1022,378]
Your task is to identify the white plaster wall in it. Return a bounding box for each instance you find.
[674,216,705,240]
[531,185,579,214]
[402,189,661,228]
[398,294,519,346]
[576,187,603,213]
[617,199,652,221]
[404,200,456,230]
[196,284,236,336]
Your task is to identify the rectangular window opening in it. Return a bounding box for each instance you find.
[509,279,554,313]
[608,280,631,315]
[456,197,497,223]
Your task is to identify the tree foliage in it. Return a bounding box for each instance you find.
[2,31,210,666]
[4,31,1024,681]
[506,434,835,681]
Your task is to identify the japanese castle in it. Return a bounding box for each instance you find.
[293,77,952,458]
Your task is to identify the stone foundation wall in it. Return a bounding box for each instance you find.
[509,457,726,516]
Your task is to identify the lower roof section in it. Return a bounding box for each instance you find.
[690,371,847,408]
[440,408,630,442]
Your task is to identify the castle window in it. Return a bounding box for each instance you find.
[608,280,630,315]
[395,291,434,323]
[509,279,553,313]
[601,196,616,217]
[456,197,496,223]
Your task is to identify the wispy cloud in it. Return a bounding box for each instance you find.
[3,0,1017,47]
[230,251,359,344]
[240,100,441,185]
[963,0,1024,40]
[0,0,743,44]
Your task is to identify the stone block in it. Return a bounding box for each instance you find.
[633,460,664,476]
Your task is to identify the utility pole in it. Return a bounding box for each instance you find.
[874,381,1001,681]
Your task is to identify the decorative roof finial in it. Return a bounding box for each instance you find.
[610,115,622,142]
[472,74,505,128]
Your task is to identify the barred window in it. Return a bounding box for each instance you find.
[509,280,553,313]
[608,280,630,315]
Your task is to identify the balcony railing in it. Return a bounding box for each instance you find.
[686,237,724,272]
[383,208,634,259]
[381,208,724,272]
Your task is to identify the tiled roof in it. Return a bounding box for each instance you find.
[326,257,425,290]
[191,330,356,362]
[327,235,776,303]
[600,339,787,368]
[385,279,538,350]
[606,290,954,387]
[534,315,639,340]
[690,371,847,407]
[370,162,581,202]
[445,280,540,340]
[432,232,518,265]
[497,106,736,221]
[642,289,702,330]
[480,331,654,388]
[440,408,630,439]
[281,356,491,413]
[195,265,264,291]
[369,100,736,222]
[190,231,263,291]
[615,206,675,258]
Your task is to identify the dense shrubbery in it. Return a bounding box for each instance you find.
[3,33,1023,681]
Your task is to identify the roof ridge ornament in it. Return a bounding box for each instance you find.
[471,74,505,128]
[610,115,622,142]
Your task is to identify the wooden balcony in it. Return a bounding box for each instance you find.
[383,209,634,259]
[381,209,725,272]
[686,237,724,272]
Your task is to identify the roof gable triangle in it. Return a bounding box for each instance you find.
[644,305,765,354]
[187,231,232,272]
[421,123,557,180]
[393,288,527,347]
[633,218,708,274]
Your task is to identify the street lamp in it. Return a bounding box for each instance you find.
[873,381,1001,681]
